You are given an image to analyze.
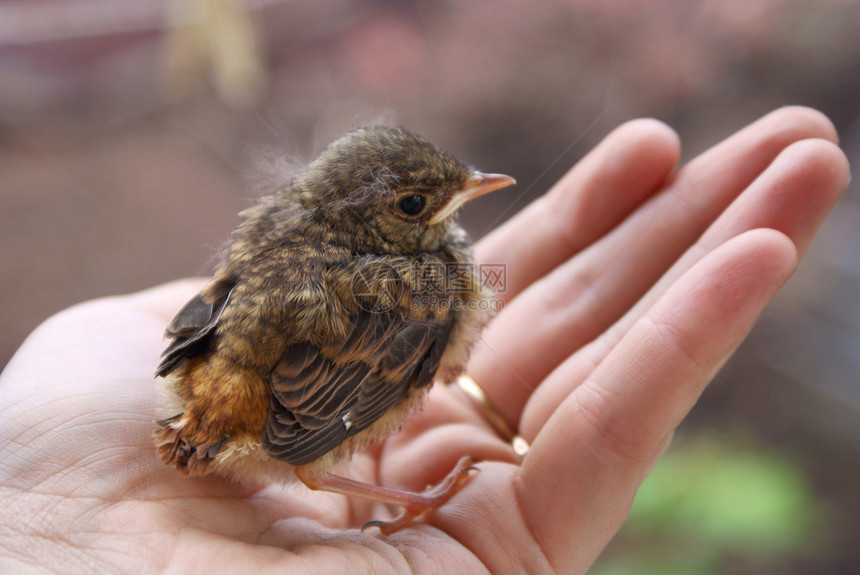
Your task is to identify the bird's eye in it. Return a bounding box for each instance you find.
[398,194,426,216]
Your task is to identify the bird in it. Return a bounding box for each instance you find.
[153,125,516,534]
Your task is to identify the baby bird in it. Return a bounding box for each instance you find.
[154,126,515,534]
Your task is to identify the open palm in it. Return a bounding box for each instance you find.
[0,107,848,574]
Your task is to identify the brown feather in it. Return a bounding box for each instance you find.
[264,311,452,465]
[155,277,235,377]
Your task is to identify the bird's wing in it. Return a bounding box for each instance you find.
[155,277,236,377]
[264,311,453,466]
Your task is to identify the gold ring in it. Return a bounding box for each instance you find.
[455,374,530,457]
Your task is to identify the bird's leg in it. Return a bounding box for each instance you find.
[294,456,478,534]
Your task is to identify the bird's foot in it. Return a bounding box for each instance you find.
[295,456,479,535]
[361,456,479,535]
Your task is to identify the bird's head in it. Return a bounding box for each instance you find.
[291,126,515,253]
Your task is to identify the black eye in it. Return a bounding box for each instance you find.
[398,194,426,216]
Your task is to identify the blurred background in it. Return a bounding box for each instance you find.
[1,0,858,571]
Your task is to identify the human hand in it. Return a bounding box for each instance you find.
[0,107,848,574]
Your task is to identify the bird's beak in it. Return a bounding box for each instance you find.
[428,172,516,225]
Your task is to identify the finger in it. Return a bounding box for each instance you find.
[516,229,798,573]
[120,277,209,320]
[468,106,841,426]
[608,136,849,339]
[475,118,681,302]
[1,278,208,426]
[519,137,849,435]
[0,294,185,489]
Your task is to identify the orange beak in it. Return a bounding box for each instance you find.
[428,172,516,225]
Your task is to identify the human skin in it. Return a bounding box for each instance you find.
[0,107,850,574]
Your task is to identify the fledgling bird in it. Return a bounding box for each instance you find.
[154,125,515,534]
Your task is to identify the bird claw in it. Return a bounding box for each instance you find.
[360,520,386,533]
[361,456,479,535]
